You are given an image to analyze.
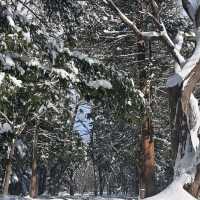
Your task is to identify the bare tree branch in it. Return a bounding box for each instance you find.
[17,0,47,26]
[150,0,160,20]
[0,111,13,125]
[174,31,185,72]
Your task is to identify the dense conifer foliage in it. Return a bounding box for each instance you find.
[0,0,200,200]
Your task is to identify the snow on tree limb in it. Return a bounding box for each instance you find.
[86,80,112,90]
[106,0,161,40]
[106,0,186,66]
[175,31,185,72]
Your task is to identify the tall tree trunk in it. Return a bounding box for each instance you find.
[168,85,181,163]
[141,116,155,197]
[93,164,98,196]
[137,38,155,198]
[30,126,38,198]
[98,167,104,196]
[90,131,98,196]
[69,169,74,196]
[2,139,15,195]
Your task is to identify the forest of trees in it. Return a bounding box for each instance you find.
[0,0,200,200]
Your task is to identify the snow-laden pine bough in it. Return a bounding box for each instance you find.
[105,0,200,199]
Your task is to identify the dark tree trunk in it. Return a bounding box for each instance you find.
[69,184,74,196]
[90,131,98,196]
[98,167,104,196]
[93,164,98,196]
[69,169,74,196]
[168,85,182,163]
[30,126,38,198]
[2,139,15,195]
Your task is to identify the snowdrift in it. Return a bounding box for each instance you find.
[144,175,197,200]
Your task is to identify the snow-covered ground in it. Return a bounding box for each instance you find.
[0,194,136,200]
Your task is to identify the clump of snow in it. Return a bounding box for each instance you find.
[12,173,19,183]
[6,15,15,28]
[38,104,47,114]
[144,174,196,200]
[71,51,100,65]
[58,191,70,197]
[0,122,12,133]
[52,68,77,82]
[15,139,27,158]
[166,73,183,88]
[27,58,41,67]
[9,75,22,87]
[0,54,15,70]
[68,60,79,75]
[5,56,15,68]
[0,72,5,85]
[86,80,112,90]
[22,31,31,43]
[47,37,65,65]
[47,102,59,113]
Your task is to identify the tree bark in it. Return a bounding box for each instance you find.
[168,85,181,162]
[2,139,15,195]
[30,126,38,198]
[141,116,155,197]
[30,157,38,198]
[186,164,200,197]
[137,38,155,198]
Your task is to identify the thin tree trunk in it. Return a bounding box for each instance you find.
[2,139,15,195]
[30,125,38,198]
[98,167,104,196]
[69,169,74,196]
[90,131,98,196]
[93,164,98,196]
[30,157,38,198]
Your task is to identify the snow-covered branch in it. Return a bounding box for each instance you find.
[106,0,185,66]
[106,0,161,40]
